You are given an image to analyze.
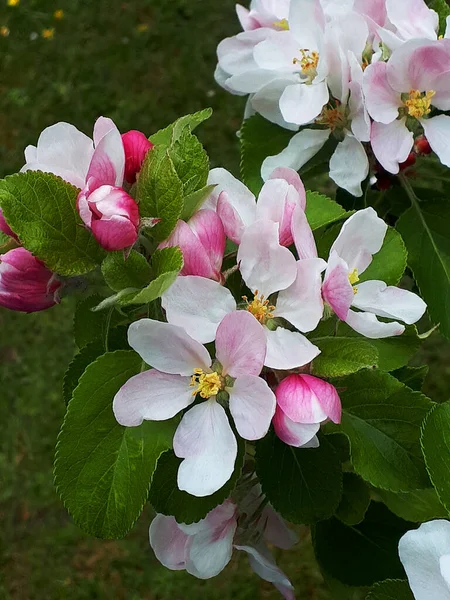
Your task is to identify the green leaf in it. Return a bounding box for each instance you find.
[421,401,450,512]
[311,337,378,378]
[55,350,177,538]
[181,184,216,221]
[360,228,407,286]
[397,199,450,339]
[392,366,429,392]
[136,145,184,241]
[149,108,212,147]
[306,191,350,231]
[255,431,343,524]
[101,250,152,292]
[149,440,245,524]
[377,488,448,522]
[313,502,412,587]
[0,172,104,275]
[73,295,124,348]
[169,129,209,197]
[63,326,128,405]
[366,580,414,600]
[336,473,371,526]
[429,0,450,35]
[329,370,433,492]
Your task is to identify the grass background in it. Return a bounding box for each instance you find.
[0,1,449,599]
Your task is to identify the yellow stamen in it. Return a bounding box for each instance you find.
[243,291,276,324]
[404,89,435,119]
[273,18,289,30]
[348,268,359,295]
[315,103,347,131]
[293,49,319,79]
[190,369,222,399]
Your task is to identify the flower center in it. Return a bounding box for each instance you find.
[315,102,347,131]
[242,291,275,324]
[293,49,319,81]
[404,89,435,119]
[190,369,222,399]
[348,268,359,295]
[273,18,289,30]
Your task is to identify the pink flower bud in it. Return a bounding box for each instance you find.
[159,209,226,282]
[0,208,17,240]
[0,247,61,312]
[77,184,139,252]
[121,130,154,184]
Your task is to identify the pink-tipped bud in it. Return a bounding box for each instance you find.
[159,209,226,282]
[0,208,17,240]
[77,184,140,252]
[121,130,154,184]
[0,247,61,312]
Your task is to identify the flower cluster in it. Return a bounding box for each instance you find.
[216,0,450,195]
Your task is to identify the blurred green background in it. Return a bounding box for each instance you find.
[0,1,449,599]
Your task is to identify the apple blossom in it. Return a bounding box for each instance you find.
[236,0,290,32]
[0,247,61,312]
[273,374,341,448]
[159,209,226,281]
[322,207,427,338]
[399,520,450,599]
[113,311,275,497]
[121,129,153,184]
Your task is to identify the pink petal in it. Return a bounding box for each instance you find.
[121,130,153,184]
[206,167,256,223]
[215,310,266,378]
[261,505,299,550]
[273,405,320,447]
[269,167,306,210]
[322,252,354,321]
[188,209,226,278]
[236,4,260,30]
[386,0,438,42]
[113,369,194,426]
[87,125,125,190]
[174,401,237,497]
[127,318,211,375]
[300,374,342,424]
[149,514,188,571]
[265,327,320,370]
[291,205,318,260]
[236,544,295,599]
[228,374,276,440]
[363,61,401,124]
[217,191,246,245]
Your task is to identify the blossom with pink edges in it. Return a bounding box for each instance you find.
[322,208,426,338]
[0,247,61,313]
[273,374,341,448]
[236,0,290,32]
[159,209,226,282]
[113,311,275,497]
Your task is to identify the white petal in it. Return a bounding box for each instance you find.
[162,276,236,344]
[280,81,329,126]
[113,370,194,426]
[174,401,237,497]
[206,167,256,223]
[261,505,299,550]
[330,207,387,274]
[265,327,320,370]
[275,258,326,332]
[421,116,450,169]
[371,119,414,175]
[128,319,211,375]
[345,309,405,339]
[273,405,321,448]
[228,375,276,440]
[149,514,188,571]
[329,135,369,197]
[237,219,297,297]
[353,280,427,324]
[261,129,331,181]
[399,520,450,600]
[291,205,318,260]
[251,77,301,130]
[236,544,294,592]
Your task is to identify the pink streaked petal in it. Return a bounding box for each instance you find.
[228,375,276,440]
[174,400,237,497]
[269,167,306,210]
[87,126,125,190]
[322,252,354,321]
[217,191,246,245]
[265,327,320,370]
[122,130,153,184]
[162,276,236,344]
[301,374,342,424]
[206,168,256,222]
[275,374,328,424]
[345,309,405,339]
[236,4,260,30]
[112,369,194,426]
[88,185,139,221]
[91,214,138,251]
[292,205,318,260]
[188,209,226,278]
[275,258,326,333]
[93,116,117,146]
[127,318,211,375]
[216,310,266,378]
[421,115,450,169]
[149,514,188,571]
[161,220,216,280]
[273,405,321,447]
[363,61,401,124]
[238,219,297,297]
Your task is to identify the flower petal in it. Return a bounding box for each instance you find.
[291,205,318,260]
[269,167,307,210]
[87,124,125,189]
[421,115,450,169]
[256,178,301,247]
[217,191,246,245]
[322,251,354,321]
[371,119,414,175]
[363,61,401,124]
[236,544,295,599]
[275,258,326,332]
[238,219,297,297]
[174,401,237,497]
[301,374,342,424]
[162,276,236,344]
[345,309,405,338]
[128,319,211,375]
[113,369,194,426]
[228,375,276,440]
[265,327,320,370]
[386,0,438,42]
[206,168,256,228]
[280,81,329,126]
[329,135,369,197]
[188,209,226,278]
[262,505,299,550]
[330,207,388,274]
[216,310,267,378]
[149,514,188,571]
[251,77,301,131]
[276,374,329,424]
[273,405,321,448]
